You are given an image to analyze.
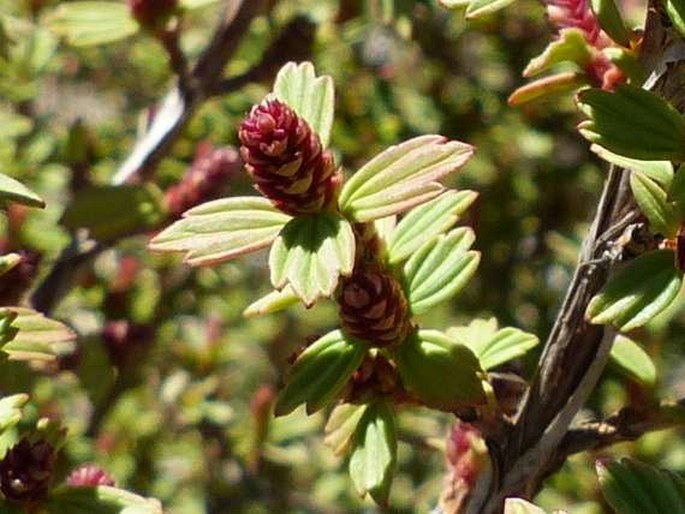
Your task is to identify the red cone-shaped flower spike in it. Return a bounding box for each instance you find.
[0,439,56,502]
[66,464,116,488]
[338,269,409,347]
[239,99,339,216]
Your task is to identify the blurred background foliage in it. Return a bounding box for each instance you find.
[1,0,684,512]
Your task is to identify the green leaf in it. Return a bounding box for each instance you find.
[449,320,539,370]
[590,144,673,187]
[339,135,475,222]
[508,72,586,106]
[0,307,76,362]
[668,165,685,217]
[387,190,477,265]
[243,285,300,318]
[403,228,480,315]
[577,85,685,161]
[587,250,683,331]
[590,0,631,47]
[523,29,592,77]
[46,485,163,514]
[274,330,366,416]
[180,0,220,9]
[0,172,45,209]
[0,253,21,277]
[0,108,33,139]
[609,335,657,387]
[349,402,397,505]
[665,0,685,39]
[395,329,486,410]
[0,394,29,434]
[47,2,139,47]
[629,172,679,237]
[62,184,166,242]
[504,498,549,514]
[465,0,518,19]
[273,62,335,148]
[150,197,290,266]
[597,458,685,514]
[269,213,355,307]
[324,403,368,456]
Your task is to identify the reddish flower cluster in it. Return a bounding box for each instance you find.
[0,439,56,503]
[164,143,241,219]
[66,464,116,488]
[338,269,409,348]
[545,0,624,89]
[239,99,339,216]
[127,0,178,29]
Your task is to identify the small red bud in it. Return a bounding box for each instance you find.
[66,464,116,488]
[128,0,178,29]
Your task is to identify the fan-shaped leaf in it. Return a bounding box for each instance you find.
[387,190,477,265]
[403,228,480,315]
[273,62,335,147]
[275,330,366,416]
[47,2,139,47]
[349,402,397,505]
[150,197,290,266]
[339,135,474,222]
[587,250,683,331]
[269,213,355,307]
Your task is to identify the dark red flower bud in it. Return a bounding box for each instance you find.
[0,250,42,307]
[164,143,241,218]
[66,464,116,488]
[128,0,178,29]
[344,353,407,403]
[0,439,56,503]
[338,269,409,347]
[239,99,339,216]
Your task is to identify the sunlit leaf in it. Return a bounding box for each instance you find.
[0,307,76,362]
[524,29,592,77]
[466,0,518,18]
[62,184,166,242]
[0,394,29,434]
[269,213,355,307]
[590,144,673,186]
[508,72,586,106]
[577,85,685,161]
[609,335,657,387]
[273,62,335,147]
[587,250,683,331]
[150,197,290,266]
[274,330,366,416]
[665,0,685,39]
[387,190,477,265]
[629,172,679,237]
[0,254,21,277]
[48,2,139,47]
[180,0,220,8]
[597,458,685,514]
[395,330,485,410]
[0,172,45,209]
[339,135,474,222]
[324,403,368,456]
[46,485,163,514]
[349,402,397,505]
[403,227,480,315]
[243,285,300,318]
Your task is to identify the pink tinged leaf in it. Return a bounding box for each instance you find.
[508,72,586,106]
[149,196,291,266]
[338,135,475,223]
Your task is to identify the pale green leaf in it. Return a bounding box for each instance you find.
[0,108,33,139]
[587,250,683,331]
[274,330,366,416]
[387,190,477,265]
[629,172,679,237]
[665,0,685,39]
[0,253,21,277]
[577,85,685,161]
[180,0,220,8]
[273,62,335,147]
[243,285,300,318]
[0,172,45,208]
[150,197,291,266]
[63,184,166,242]
[590,144,673,186]
[324,403,368,456]
[508,72,586,106]
[269,213,355,307]
[339,135,475,222]
[48,2,139,47]
[590,0,631,47]
[0,307,76,362]
[609,335,657,387]
[46,485,163,514]
[466,0,518,18]
[523,29,592,77]
[454,324,539,371]
[403,227,480,315]
[504,498,548,514]
[0,394,29,434]
[349,402,397,505]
